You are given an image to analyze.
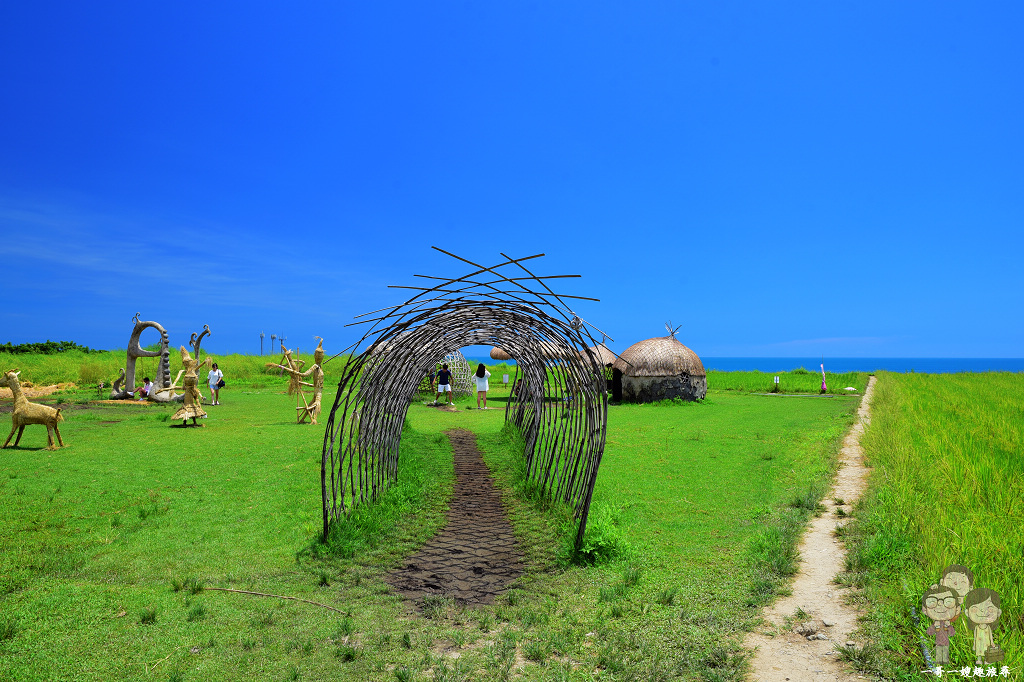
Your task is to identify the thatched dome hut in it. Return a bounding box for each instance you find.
[611,335,706,402]
[583,342,618,368]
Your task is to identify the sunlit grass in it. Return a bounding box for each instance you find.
[842,371,1024,676]
[1,353,860,680]
[706,368,869,395]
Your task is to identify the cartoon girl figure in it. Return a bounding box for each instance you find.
[940,564,974,606]
[963,588,1002,665]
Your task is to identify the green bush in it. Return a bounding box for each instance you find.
[572,503,629,565]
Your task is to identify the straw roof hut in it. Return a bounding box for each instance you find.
[583,342,618,368]
[611,333,706,402]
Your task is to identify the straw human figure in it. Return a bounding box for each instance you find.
[170,346,210,426]
[1,369,65,449]
[266,338,325,424]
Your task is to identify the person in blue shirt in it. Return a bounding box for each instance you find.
[434,364,453,405]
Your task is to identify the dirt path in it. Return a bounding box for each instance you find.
[744,376,877,681]
[385,428,524,606]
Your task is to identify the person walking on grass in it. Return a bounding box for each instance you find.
[434,363,453,405]
[207,362,224,405]
[475,363,491,409]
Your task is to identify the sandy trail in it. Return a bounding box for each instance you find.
[744,376,876,681]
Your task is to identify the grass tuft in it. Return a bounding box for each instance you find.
[656,586,679,606]
[0,620,17,642]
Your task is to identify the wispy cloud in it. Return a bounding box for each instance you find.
[0,195,381,314]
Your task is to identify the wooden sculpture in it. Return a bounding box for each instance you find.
[110,368,127,399]
[265,338,325,424]
[169,346,210,426]
[110,314,175,401]
[1,369,65,449]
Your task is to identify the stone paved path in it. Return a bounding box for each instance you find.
[385,429,524,606]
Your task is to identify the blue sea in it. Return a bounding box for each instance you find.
[703,358,1024,374]
[467,356,1024,374]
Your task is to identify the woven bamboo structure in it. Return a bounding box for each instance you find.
[321,248,610,551]
[439,349,474,397]
[612,331,707,402]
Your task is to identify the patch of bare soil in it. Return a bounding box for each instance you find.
[385,429,524,607]
[0,382,76,400]
[744,376,876,681]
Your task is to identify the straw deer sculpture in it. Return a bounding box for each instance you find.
[1,369,65,449]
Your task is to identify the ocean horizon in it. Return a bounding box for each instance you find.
[463,356,1024,374]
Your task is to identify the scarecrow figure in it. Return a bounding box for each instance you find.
[266,337,326,424]
[169,346,210,426]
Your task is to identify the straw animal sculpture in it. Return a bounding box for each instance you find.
[1,369,65,449]
[321,247,611,551]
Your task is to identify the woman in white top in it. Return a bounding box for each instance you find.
[207,362,224,405]
[474,363,491,409]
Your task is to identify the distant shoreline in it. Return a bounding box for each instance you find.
[464,356,1024,374]
[701,357,1024,374]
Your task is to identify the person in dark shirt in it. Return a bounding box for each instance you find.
[434,363,453,405]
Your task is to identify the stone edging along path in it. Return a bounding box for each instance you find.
[744,376,877,682]
[385,428,525,606]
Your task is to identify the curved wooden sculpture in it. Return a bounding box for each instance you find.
[152,325,211,407]
[321,248,611,551]
[1,369,65,449]
[110,314,176,401]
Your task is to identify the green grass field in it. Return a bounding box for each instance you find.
[841,371,1023,678]
[0,359,860,681]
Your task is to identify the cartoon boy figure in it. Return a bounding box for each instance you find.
[963,588,1002,665]
[940,564,974,606]
[922,584,960,665]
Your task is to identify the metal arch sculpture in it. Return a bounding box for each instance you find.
[321,248,611,551]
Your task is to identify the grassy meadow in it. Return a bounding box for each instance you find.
[706,368,868,396]
[0,354,863,681]
[841,371,1024,678]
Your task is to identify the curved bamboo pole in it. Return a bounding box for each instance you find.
[320,249,610,552]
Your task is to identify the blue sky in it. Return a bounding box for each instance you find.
[2,2,1021,358]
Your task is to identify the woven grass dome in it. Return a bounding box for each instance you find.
[489,346,512,361]
[584,342,618,368]
[612,334,707,402]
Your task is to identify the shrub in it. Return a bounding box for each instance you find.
[572,503,629,565]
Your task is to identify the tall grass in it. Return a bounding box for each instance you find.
[843,371,1024,675]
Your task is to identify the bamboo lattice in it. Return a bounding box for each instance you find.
[320,248,611,551]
